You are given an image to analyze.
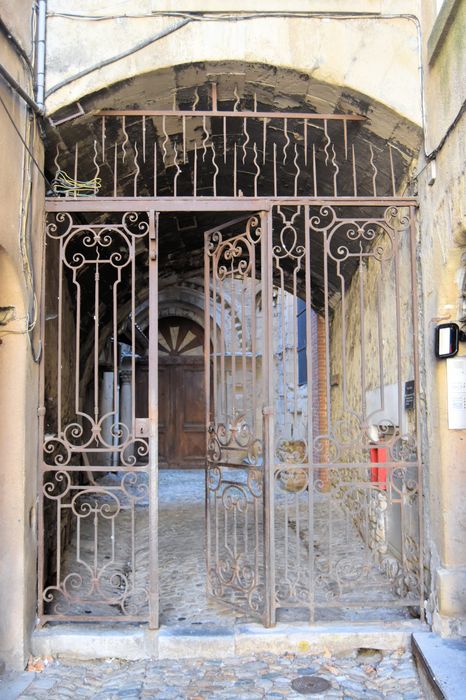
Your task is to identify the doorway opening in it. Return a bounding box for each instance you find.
[39,202,422,628]
[38,73,423,629]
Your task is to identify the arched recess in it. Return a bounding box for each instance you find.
[44,62,423,354]
[39,59,424,627]
[47,61,421,202]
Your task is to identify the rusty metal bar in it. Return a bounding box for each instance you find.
[45,197,417,212]
[262,209,275,627]
[97,109,367,121]
[148,210,159,629]
[409,204,425,620]
[304,205,315,623]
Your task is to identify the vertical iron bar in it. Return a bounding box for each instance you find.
[223,116,227,164]
[73,143,78,199]
[74,270,81,415]
[352,144,357,196]
[408,205,424,620]
[194,142,197,197]
[233,143,237,197]
[231,255,236,417]
[148,210,159,629]
[204,229,212,597]
[142,116,146,163]
[304,206,315,622]
[344,120,348,161]
[153,143,157,197]
[57,238,63,435]
[389,144,396,196]
[263,118,267,165]
[101,116,106,163]
[37,217,48,623]
[304,119,308,166]
[359,256,367,418]
[113,142,118,198]
[262,207,275,626]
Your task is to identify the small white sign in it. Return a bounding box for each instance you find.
[447,357,466,429]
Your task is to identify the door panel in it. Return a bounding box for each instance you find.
[204,212,273,625]
[39,209,159,627]
[158,366,170,467]
[177,364,206,466]
[158,317,206,468]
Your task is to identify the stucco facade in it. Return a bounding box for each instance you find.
[0,0,464,671]
[417,0,466,636]
[0,0,44,670]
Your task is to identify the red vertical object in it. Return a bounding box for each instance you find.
[370,446,387,490]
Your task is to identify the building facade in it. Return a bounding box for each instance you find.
[0,0,464,671]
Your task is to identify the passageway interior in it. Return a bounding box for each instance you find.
[42,207,418,626]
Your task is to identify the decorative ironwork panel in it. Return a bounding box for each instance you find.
[38,210,158,624]
[270,204,422,621]
[48,84,409,200]
[204,213,271,623]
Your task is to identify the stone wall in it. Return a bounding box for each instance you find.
[418,0,466,638]
[329,216,417,463]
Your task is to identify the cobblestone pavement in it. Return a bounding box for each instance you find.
[17,648,423,699]
[57,469,413,625]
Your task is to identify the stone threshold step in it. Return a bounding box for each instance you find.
[412,631,466,700]
[32,620,425,661]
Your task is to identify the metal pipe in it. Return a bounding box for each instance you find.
[0,62,43,115]
[36,0,47,109]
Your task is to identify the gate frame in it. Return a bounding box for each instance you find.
[41,194,422,626]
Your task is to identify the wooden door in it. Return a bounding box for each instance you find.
[157,317,205,468]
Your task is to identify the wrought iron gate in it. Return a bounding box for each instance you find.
[38,208,159,625]
[203,202,422,624]
[40,198,422,625]
[267,203,422,622]
[204,212,274,624]
[40,87,423,625]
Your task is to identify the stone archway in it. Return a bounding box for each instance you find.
[38,59,424,629]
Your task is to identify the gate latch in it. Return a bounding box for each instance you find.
[134,418,150,438]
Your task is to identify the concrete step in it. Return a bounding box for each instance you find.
[32,620,425,661]
[412,631,466,699]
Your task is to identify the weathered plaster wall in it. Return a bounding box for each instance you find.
[0,2,45,670]
[45,1,423,129]
[418,0,466,636]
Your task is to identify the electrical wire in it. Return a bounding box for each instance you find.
[0,92,43,359]
[0,91,50,187]
[409,98,466,184]
[48,11,386,21]
[45,17,192,98]
[43,11,426,157]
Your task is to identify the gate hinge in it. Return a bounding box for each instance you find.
[37,406,46,417]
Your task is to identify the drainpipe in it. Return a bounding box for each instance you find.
[35,0,47,110]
